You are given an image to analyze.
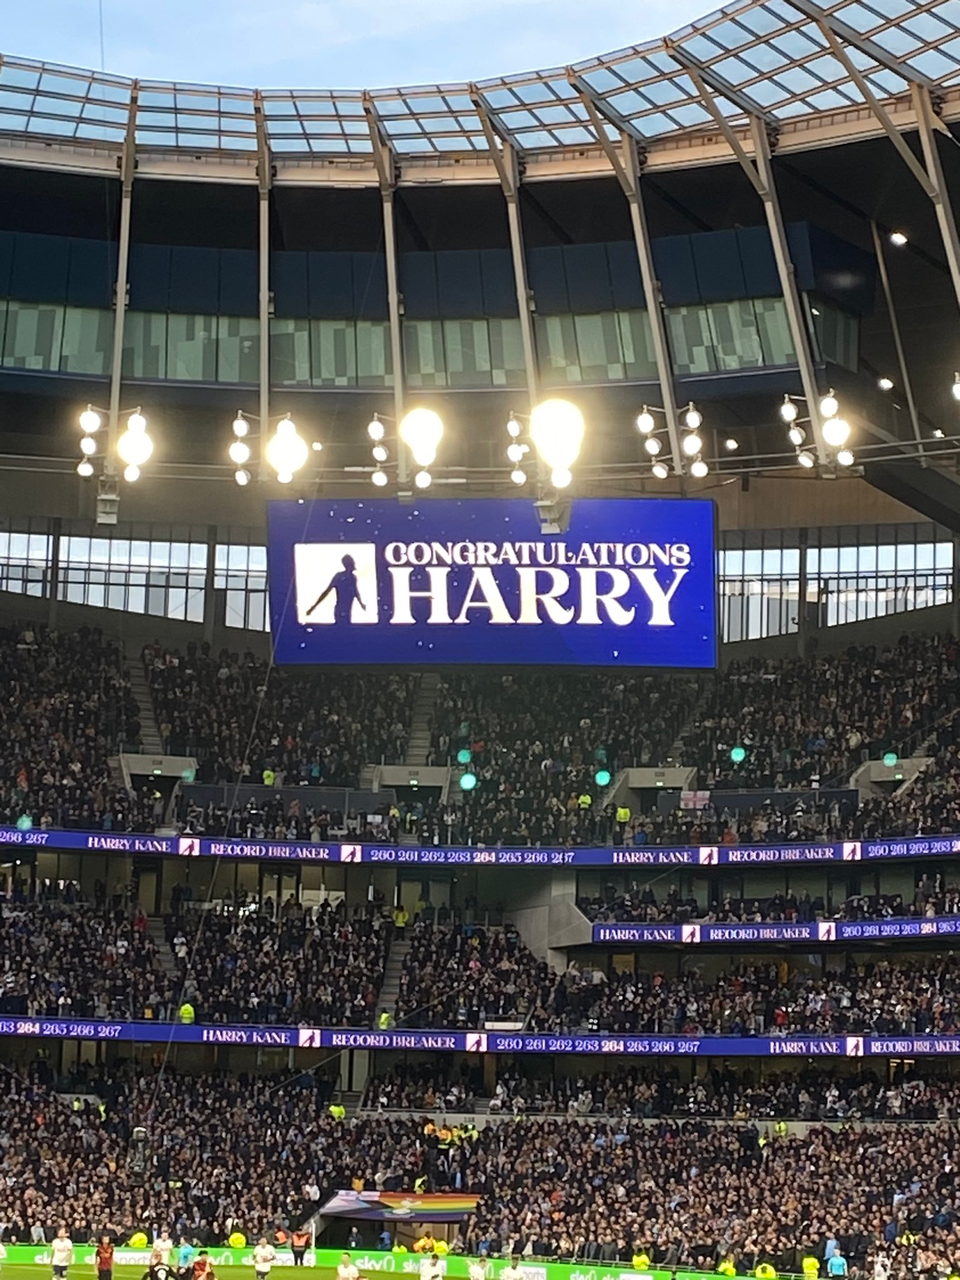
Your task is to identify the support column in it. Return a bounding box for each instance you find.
[381,188,407,482]
[254,93,272,480]
[749,119,827,465]
[364,95,407,484]
[47,516,61,630]
[106,84,139,479]
[913,85,960,319]
[870,219,925,461]
[203,524,217,645]
[622,137,684,476]
[797,527,809,658]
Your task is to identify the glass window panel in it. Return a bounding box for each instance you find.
[404,319,446,388]
[706,300,764,369]
[216,315,259,383]
[820,547,839,574]
[839,546,858,572]
[896,543,916,570]
[2,301,64,369]
[667,304,716,374]
[60,306,113,374]
[617,310,658,379]
[743,549,763,575]
[167,313,216,381]
[754,297,795,366]
[573,313,624,381]
[781,548,800,576]
[535,314,581,384]
[270,318,312,386]
[936,541,953,569]
[123,312,167,379]
[858,545,877,572]
[443,319,493,388]
[877,544,896,571]
[355,320,393,387]
[311,319,357,387]
[487,317,526,388]
[915,542,935,570]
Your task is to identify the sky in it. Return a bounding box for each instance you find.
[4,0,712,90]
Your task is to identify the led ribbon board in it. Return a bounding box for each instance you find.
[267,498,717,667]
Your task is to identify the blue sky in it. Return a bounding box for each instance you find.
[5,0,711,89]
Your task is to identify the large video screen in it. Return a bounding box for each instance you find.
[267,497,717,668]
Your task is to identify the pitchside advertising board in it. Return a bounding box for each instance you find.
[266,497,717,667]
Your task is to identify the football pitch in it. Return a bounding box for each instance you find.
[1,1269,338,1280]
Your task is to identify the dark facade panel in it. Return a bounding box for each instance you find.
[652,236,699,306]
[128,243,171,312]
[562,244,613,313]
[526,246,569,315]
[10,232,70,304]
[309,252,353,318]
[169,246,220,314]
[691,229,746,303]
[479,249,517,318]
[66,238,116,310]
[218,248,258,317]
[400,253,439,320]
[271,249,309,318]
[436,250,484,319]
[606,242,644,310]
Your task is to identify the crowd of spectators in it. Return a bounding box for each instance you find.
[394,921,550,1029]
[0,623,150,832]
[142,641,418,787]
[172,900,391,1025]
[177,794,400,843]
[580,871,960,926]
[531,955,960,1036]
[363,1062,960,1122]
[680,634,960,791]
[5,1066,960,1280]
[0,901,172,1019]
[425,670,701,847]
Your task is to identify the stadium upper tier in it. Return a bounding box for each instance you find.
[2,0,960,176]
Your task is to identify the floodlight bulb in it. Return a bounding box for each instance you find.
[506,443,524,464]
[123,464,140,483]
[414,469,432,489]
[76,459,94,478]
[724,437,739,451]
[890,230,908,246]
[510,468,527,486]
[690,458,709,479]
[651,460,670,479]
[645,437,662,456]
[400,408,444,467]
[636,410,655,435]
[234,467,250,486]
[820,392,839,419]
[372,445,388,463]
[529,398,585,473]
[953,373,960,401]
[371,469,388,487]
[682,432,702,457]
[79,407,101,434]
[79,436,97,456]
[797,450,816,468]
[232,415,249,437]
[551,467,572,489]
[228,440,251,465]
[878,377,893,391]
[367,417,385,442]
[788,425,806,447]
[265,417,308,480]
[684,406,702,430]
[117,424,153,468]
[506,417,522,438]
[822,417,850,448]
[780,398,798,424]
[127,411,146,433]
[837,449,855,467]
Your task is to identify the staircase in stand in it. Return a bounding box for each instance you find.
[128,658,163,755]
[375,937,410,1021]
[404,672,442,767]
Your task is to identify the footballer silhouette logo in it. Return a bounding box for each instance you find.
[294,543,378,626]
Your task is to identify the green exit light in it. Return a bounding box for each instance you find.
[594,769,612,787]
[882,751,898,767]
[459,772,478,792]
[15,815,32,831]
[730,745,747,764]
[457,748,472,765]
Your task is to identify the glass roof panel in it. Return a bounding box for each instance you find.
[4,0,960,158]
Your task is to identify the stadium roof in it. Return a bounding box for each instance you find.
[0,0,959,165]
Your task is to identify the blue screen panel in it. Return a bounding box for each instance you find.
[267,497,717,668]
